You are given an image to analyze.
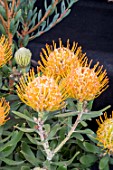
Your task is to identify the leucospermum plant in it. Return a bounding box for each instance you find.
[10,39,112,170]
[0,35,112,170]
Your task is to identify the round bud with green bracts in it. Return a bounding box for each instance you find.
[14,47,32,67]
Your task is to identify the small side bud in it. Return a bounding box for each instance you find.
[14,47,32,67]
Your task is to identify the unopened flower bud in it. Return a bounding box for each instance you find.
[14,47,32,67]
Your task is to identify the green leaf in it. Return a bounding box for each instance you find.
[10,101,21,111]
[48,124,61,140]
[23,35,29,47]
[59,126,66,142]
[0,5,7,19]
[15,9,22,22]
[99,156,109,170]
[0,145,16,157]
[87,133,98,144]
[10,19,15,34]
[57,166,67,170]
[55,111,79,118]
[50,140,57,149]
[26,133,42,145]
[38,9,42,22]
[75,139,87,151]
[80,121,88,127]
[0,158,24,166]
[61,0,66,13]
[52,152,80,167]
[21,142,40,166]
[68,0,78,8]
[15,126,35,133]
[12,111,34,123]
[82,105,111,120]
[27,10,32,21]
[21,166,31,170]
[0,23,6,34]
[72,133,84,141]
[87,100,94,111]
[0,126,3,136]
[83,141,100,153]
[44,124,50,133]
[0,131,23,152]
[109,157,113,165]
[6,94,19,101]
[75,129,94,134]
[66,98,77,110]
[80,154,98,166]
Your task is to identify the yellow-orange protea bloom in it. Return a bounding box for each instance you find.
[96,112,113,154]
[16,69,66,112]
[0,98,10,126]
[0,35,12,67]
[60,61,109,102]
[38,39,87,78]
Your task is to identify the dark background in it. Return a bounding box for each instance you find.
[28,0,113,127]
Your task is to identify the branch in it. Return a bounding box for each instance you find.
[53,111,83,155]
[4,0,9,18]
[29,8,68,41]
[27,0,59,35]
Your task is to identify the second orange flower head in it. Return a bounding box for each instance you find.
[60,61,109,102]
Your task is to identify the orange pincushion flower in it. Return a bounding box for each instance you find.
[60,61,109,102]
[0,98,10,126]
[0,35,12,67]
[96,112,113,154]
[38,39,87,78]
[16,69,66,112]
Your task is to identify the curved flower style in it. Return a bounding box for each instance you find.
[38,39,87,78]
[96,112,113,154]
[16,69,66,112]
[60,61,109,102]
[0,98,10,126]
[0,35,12,67]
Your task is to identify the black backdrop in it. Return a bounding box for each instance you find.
[27,0,113,130]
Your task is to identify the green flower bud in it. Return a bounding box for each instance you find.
[14,47,32,67]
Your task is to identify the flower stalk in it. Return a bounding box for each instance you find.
[53,102,84,157]
[34,117,54,161]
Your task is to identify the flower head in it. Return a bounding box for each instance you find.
[96,112,113,154]
[0,98,10,126]
[60,61,109,102]
[38,39,87,78]
[16,68,66,112]
[14,47,32,67]
[0,35,12,67]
